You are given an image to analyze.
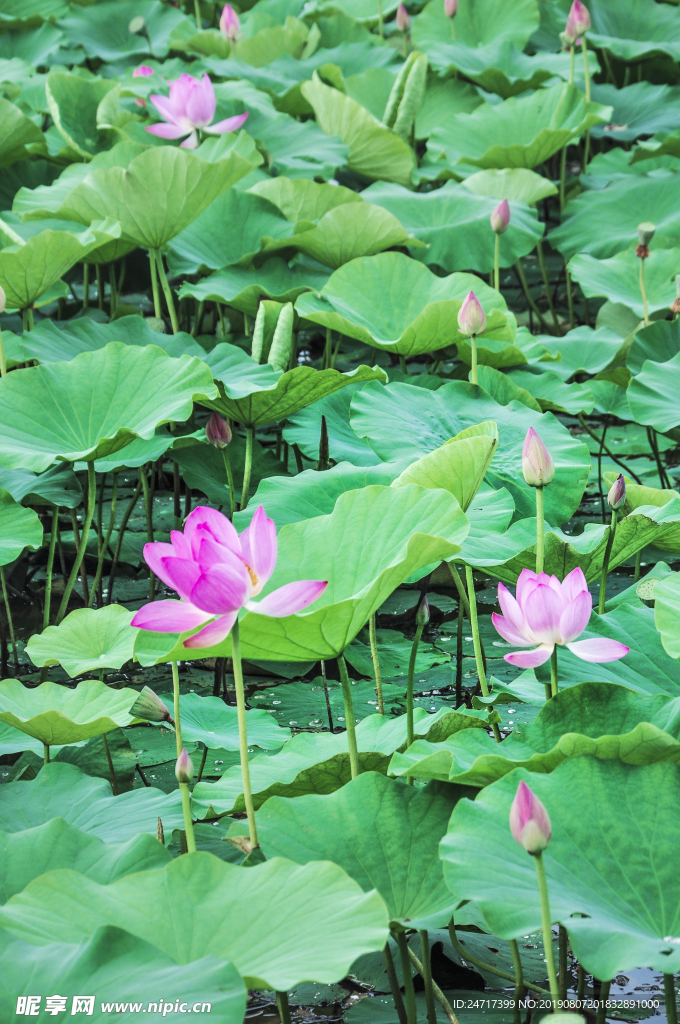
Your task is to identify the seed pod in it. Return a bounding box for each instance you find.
[637,221,656,247]
[268,302,295,372]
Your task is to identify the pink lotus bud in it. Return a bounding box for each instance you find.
[522,427,554,488]
[444,0,458,16]
[509,779,551,855]
[133,65,154,77]
[490,198,510,235]
[607,473,626,511]
[457,291,487,337]
[568,0,590,35]
[396,3,411,31]
[206,411,232,449]
[175,747,194,784]
[561,14,578,46]
[416,595,430,627]
[130,686,174,725]
[219,3,240,40]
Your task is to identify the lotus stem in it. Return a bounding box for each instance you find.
[194,0,201,28]
[337,653,359,779]
[577,964,586,999]
[395,931,417,1024]
[534,851,559,1011]
[509,939,524,1024]
[447,918,549,997]
[173,461,182,529]
[420,931,437,1024]
[535,485,545,574]
[101,732,119,796]
[449,562,470,617]
[70,508,89,605]
[179,782,197,852]
[56,463,96,625]
[330,333,341,367]
[464,564,502,742]
[598,510,617,614]
[536,239,560,331]
[96,265,104,311]
[569,43,575,84]
[595,980,611,1024]
[43,743,50,764]
[582,41,591,169]
[406,946,461,1024]
[221,448,236,519]
[559,145,568,213]
[470,332,478,384]
[377,0,383,37]
[43,506,59,630]
[320,659,334,730]
[195,745,208,784]
[514,260,550,332]
[1,566,18,675]
[493,234,500,293]
[665,975,678,1024]
[154,250,179,333]
[106,477,142,604]
[577,414,642,483]
[369,614,384,714]
[647,425,671,488]
[565,267,575,329]
[276,992,292,1024]
[240,427,254,511]
[109,263,118,316]
[550,645,558,699]
[148,250,161,319]
[455,598,464,706]
[0,328,6,377]
[323,328,332,369]
[231,618,259,848]
[639,257,650,326]
[399,354,408,374]
[384,943,407,1024]
[406,621,425,773]
[634,549,642,583]
[140,464,155,601]
[192,300,204,338]
[89,472,118,608]
[171,660,183,757]
[83,263,89,309]
[558,925,569,1003]
[597,416,609,523]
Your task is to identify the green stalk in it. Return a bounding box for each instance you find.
[395,931,417,1024]
[0,327,6,377]
[193,0,201,28]
[0,566,17,674]
[179,782,197,852]
[535,485,545,574]
[447,919,549,996]
[493,234,500,293]
[634,549,642,583]
[377,0,383,37]
[231,618,259,848]
[470,332,478,384]
[582,40,591,169]
[101,732,119,796]
[56,463,96,625]
[154,250,179,333]
[514,260,550,332]
[139,464,155,601]
[383,944,407,1024]
[550,645,558,699]
[220,448,236,519]
[639,257,650,326]
[89,472,118,608]
[43,743,50,764]
[558,925,569,1003]
[148,249,161,319]
[337,653,359,779]
[559,145,568,213]
[109,263,118,316]
[399,354,408,375]
[406,945,462,1024]
[240,427,254,511]
[534,851,559,1010]
[536,239,559,331]
[509,939,524,1024]
[106,478,142,604]
[83,263,89,310]
[96,265,104,311]
[43,507,59,630]
[369,613,384,714]
[595,980,611,1024]
[275,992,292,1024]
[171,660,183,756]
[464,564,502,743]
[323,327,332,369]
[578,414,642,483]
[665,975,678,1024]
[420,931,437,1024]
[598,510,617,615]
[577,964,586,1000]
[565,267,575,330]
[406,622,425,755]
[192,300,205,338]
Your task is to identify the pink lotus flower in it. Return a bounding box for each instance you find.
[568,0,590,35]
[490,198,510,235]
[219,3,240,41]
[131,505,327,648]
[492,567,629,669]
[457,291,486,337]
[133,65,154,78]
[510,780,551,854]
[396,3,411,31]
[146,73,248,149]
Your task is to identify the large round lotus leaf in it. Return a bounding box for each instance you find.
[134,483,469,663]
[420,39,573,98]
[158,692,289,752]
[0,853,390,990]
[391,425,498,513]
[45,72,120,160]
[255,773,471,930]
[294,252,514,357]
[0,489,42,565]
[461,167,557,206]
[349,380,590,523]
[190,707,484,817]
[626,318,680,375]
[427,84,611,171]
[281,202,418,270]
[390,682,680,786]
[586,0,680,62]
[603,475,680,556]
[654,571,680,659]
[627,352,680,432]
[362,181,543,273]
[0,926,246,1024]
[0,96,44,167]
[0,763,184,841]
[57,0,188,62]
[550,173,680,260]
[504,369,594,415]
[0,0,68,29]
[18,315,206,364]
[249,176,363,222]
[439,758,680,979]
[569,247,680,320]
[26,606,136,678]
[178,258,330,317]
[0,680,140,746]
[0,342,217,472]
[284,382,384,467]
[56,147,255,250]
[0,224,117,310]
[0,463,82,512]
[590,82,680,142]
[301,74,416,188]
[415,77,484,139]
[300,0,400,24]
[412,0,539,52]
[0,818,170,904]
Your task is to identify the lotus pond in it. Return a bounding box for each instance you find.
[3,0,680,1020]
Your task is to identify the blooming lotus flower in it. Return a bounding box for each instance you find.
[568,0,590,35]
[510,780,551,855]
[219,3,240,40]
[490,198,510,235]
[444,0,458,15]
[607,473,626,511]
[522,427,554,488]
[133,65,154,78]
[457,291,486,336]
[131,505,327,648]
[396,3,411,31]
[492,567,630,669]
[146,73,248,149]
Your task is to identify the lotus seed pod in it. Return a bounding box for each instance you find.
[522,427,555,487]
[396,3,411,31]
[267,302,295,372]
[637,222,656,247]
[490,198,510,235]
[607,473,626,511]
[128,15,146,33]
[205,411,232,449]
[130,686,174,725]
[509,779,551,855]
[568,0,590,36]
[175,747,194,785]
[457,291,487,337]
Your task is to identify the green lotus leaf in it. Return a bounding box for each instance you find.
[627,351,680,432]
[58,0,189,62]
[192,708,485,818]
[301,73,416,188]
[475,365,541,408]
[17,314,206,363]
[590,82,680,143]
[56,146,255,250]
[603,473,680,551]
[0,763,184,841]
[0,680,141,746]
[0,818,170,904]
[0,96,44,167]
[285,202,419,269]
[231,17,310,65]
[0,223,118,310]
[89,433,176,475]
[654,571,680,659]
[419,39,573,98]
[0,489,42,565]
[157,692,289,751]
[0,342,217,472]
[172,432,288,506]
[390,682,680,786]
[0,927,246,1024]
[569,247,680,320]
[0,464,81,509]
[349,380,590,523]
[412,0,539,52]
[256,773,473,930]
[178,258,330,317]
[362,181,543,273]
[631,130,680,164]
[427,84,611,171]
[505,369,595,415]
[550,172,680,260]
[201,359,387,428]
[627,318,680,375]
[0,0,68,28]
[250,175,363,222]
[533,325,624,380]
[391,423,498,513]
[461,167,558,206]
[301,0,400,24]
[284,382,384,466]
[26,606,136,678]
[0,854,390,990]
[134,483,468,664]
[585,0,680,63]
[45,73,121,160]
[439,757,680,979]
[295,252,514,357]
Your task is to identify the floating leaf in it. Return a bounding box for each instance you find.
[627,352,680,432]
[26,606,136,678]
[462,167,558,206]
[178,258,330,317]
[0,96,44,166]
[58,0,189,63]
[0,680,140,746]
[157,692,289,751]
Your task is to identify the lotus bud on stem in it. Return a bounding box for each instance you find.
[406,595,429,769]
[636,222,655,326]
[510,780,559,1011]
[175,748,197,853]
[568,1,591,164]
[598,474,625,614]
[206,412,235,518]
[396,4,411,56]
[445,0,457,38]
[522,427,554,575]
[457,291,487,385]
[490,200,510,293]
[219,3,240,41]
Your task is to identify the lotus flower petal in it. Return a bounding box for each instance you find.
[131,599,211,633]
[559,590,592,644]
[183,610,238,648]
[248,580,328,618]
[566,638,630,663]
[504,644,554,668]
